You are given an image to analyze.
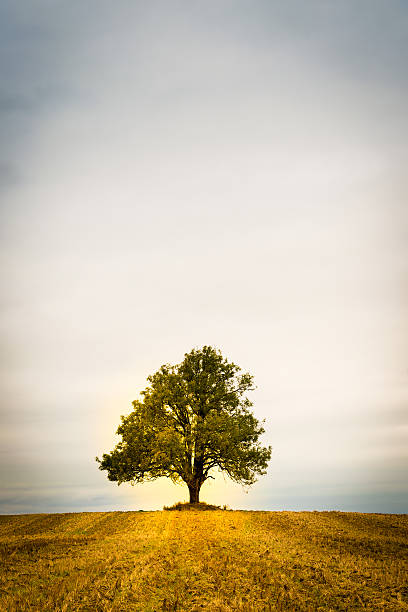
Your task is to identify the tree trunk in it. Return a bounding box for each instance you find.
[188,481,201,503]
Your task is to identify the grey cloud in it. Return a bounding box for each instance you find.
[0,93,34,114]
[0,162,20,192]
[0,1,407,515]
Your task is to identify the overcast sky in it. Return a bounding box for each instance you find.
[1,1,407,514]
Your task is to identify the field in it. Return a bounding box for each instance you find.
[0,509,407,611]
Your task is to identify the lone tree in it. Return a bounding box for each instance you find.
[97,346,271,503]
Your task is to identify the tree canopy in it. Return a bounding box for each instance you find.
[96,346,271,503]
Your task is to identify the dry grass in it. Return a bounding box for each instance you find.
[163,502,225,511]
[0,509,407,610]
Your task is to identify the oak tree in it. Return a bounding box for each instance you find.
[96,346,271,503]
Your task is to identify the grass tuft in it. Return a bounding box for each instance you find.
[163,501,227,511]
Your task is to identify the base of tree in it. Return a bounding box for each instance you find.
[163,501,229,511]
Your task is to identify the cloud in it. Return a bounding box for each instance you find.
[0,1,407,514]
[0,162,20,193]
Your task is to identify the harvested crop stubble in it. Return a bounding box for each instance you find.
[0,510,407,610]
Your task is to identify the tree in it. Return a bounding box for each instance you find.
[96,346,271,503]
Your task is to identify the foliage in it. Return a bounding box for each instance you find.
[1,510,407,610]
[97,346,271,502]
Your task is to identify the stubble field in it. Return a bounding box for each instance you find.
[0,509,407,611]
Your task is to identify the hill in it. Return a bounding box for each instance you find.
[1,509,407,610]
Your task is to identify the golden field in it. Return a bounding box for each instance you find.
[0,509,407,611]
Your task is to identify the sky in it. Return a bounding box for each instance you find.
[1,1,407,514]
